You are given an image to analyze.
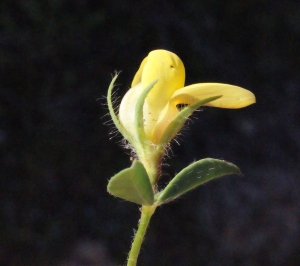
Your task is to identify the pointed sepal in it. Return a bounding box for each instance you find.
[159,96,222,145]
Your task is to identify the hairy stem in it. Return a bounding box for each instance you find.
[127,205,157,266]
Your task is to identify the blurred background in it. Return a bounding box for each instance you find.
[1,0,300,265]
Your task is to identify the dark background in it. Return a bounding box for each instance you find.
[1,0,300,265]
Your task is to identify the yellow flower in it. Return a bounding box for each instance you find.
[119,49,256,145]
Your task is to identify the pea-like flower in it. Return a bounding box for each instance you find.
[106,49,257,265]
[118,49,255,145]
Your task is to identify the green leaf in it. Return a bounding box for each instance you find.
[107,160,154,206]
[157,158,241,204]
[159,96,222,145]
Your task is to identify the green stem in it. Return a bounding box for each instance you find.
[127,205,157,266]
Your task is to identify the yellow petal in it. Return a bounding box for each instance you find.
[131,56,148,87]
[150,83,255,143]
[171,83,256,108]
[132,50,185,111]
[128,50,186,141]
[151,100,179,144]
[119,83,144,139]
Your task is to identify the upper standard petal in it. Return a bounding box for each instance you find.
[131,50,185,111]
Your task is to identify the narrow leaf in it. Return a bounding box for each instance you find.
[157,158,241,204]
[107,160,154,205]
